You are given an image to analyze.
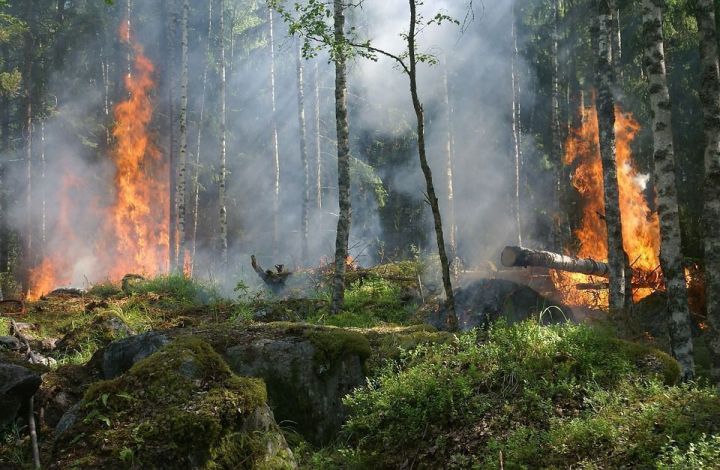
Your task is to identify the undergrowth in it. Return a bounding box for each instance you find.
[301,321,720,469]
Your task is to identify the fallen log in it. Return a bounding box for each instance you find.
[501,246,610,277]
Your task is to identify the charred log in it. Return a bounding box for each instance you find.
[251,255,292,291]
[501,246,610,277]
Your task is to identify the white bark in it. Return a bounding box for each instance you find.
[642,0,695,379]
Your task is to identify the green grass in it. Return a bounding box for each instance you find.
[124,274,219,306]
[307,276,418,328]
[323,321,717,469]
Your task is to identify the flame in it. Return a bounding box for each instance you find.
[102,24,169,280]
[26,21,168,299]
[553,101,661,307]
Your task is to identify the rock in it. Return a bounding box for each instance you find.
[56,313,135,355]
[38,364,96,429]
[430,279,574,331]
[52,337,296,469]
[0,336,21,351]
[220,324,370,445]
[93,331,169,379]
[0,362,42,429]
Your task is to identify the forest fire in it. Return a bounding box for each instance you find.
[552,103,662,307]
[26,22,168,299]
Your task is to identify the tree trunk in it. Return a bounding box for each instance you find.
[192,0,214,274]
[595,0,627,314]
[611,1,623,84]
[176,0,189,272]
[314,60,323,210]
[162,0,178,271]
[641,0,695,380]
[695,0,720,387]
[39,121,46,257]
[408,0,457,330]
[269,7,281,259]
[442,61,458,271]
[511,2,523,246]
[551,0,564,250]
[296,40,310,265]
[219,0,228,267]
[330,0,352,315]
[22,1,34,288]
[501,245,610,276]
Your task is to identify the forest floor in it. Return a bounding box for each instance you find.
[0,263,719,469]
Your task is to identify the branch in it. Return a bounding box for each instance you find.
[347,41,410,75]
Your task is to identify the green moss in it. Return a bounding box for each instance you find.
[57,337,274,469]
[207,431,296,470]
[305,328,372,369]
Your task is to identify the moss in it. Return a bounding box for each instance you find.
[56,337,274,469]
[304,328,372,369]
[616,339,682,385]
[207,431,296,470]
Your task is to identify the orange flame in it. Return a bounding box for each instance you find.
[26,21,168,299]
[553,102,661,307]
[102,23,169,280]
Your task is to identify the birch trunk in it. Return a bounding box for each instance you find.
[164,0,177,271]
[442,62,458,272]
[39,121,45,256]
[551,0,564,250]
[314,60,323,210]
[219,0,228,267]
[408,0,457,330]
[611,1,622,83]
[330,0,352,315]
[22,1,34,280]
[695,0,720,387]
[269,7,281,258]
[176,0,189,272]
[642,0,695,380]
[595,0,627,314]
[192,0,213,273]
[511,2,523,246]
[296,41,310,265]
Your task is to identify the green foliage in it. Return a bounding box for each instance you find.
[338,321,705,468]
[87,281,123,299]
[658,434,720,469]
[56,337,274,469]
[308,275,416,328]
[125,274,219,306]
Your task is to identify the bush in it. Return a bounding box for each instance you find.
[340,321,713,468]
[127,274,218,305]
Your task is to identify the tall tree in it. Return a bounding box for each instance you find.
[314,60,322,210]
[511,1,523,246]
[595,0,627,314]
[694,0,720,387]
[218,0,228,267]
[269,6,280,258]
[21,0,34,289]
[192,0,213,273]
[296,40,310,265]
[442,61,457,272]
[551,0,564,250]
[641,0,695,380]
[175,0,189,272]
[330,0,351,314]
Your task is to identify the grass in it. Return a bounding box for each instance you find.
[306,320,720,469]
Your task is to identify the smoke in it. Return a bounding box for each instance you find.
[3,0,543,295]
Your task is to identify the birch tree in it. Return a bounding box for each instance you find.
[219,0,228,267]
[694,0,720,387]
[175,0,189,272]
[595,0,627,314]
[268,6,281,258]
[641,0,695,380]
[511,1,522,246]
[296,40,310,265]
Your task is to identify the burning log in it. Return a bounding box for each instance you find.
[251,255,292,290]
[501,246,610,277]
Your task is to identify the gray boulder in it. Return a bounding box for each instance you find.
[93,331,169,379]
[220,324,370,445]
[431,278,574,331]
[0,362,42,429]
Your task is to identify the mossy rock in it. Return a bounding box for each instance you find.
[52,337,295,469]
[361,324,455,373]
[218,323,369,445]
[55,312,135,355]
